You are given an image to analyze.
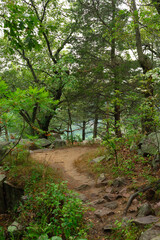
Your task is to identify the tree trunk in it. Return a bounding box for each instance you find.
[68,107,73,144]
[132,0,154,134]
[114,103,122,138]
[82,121,86,141]
[111,0,122,138]
[93,114,98,138]
[106,102,110,136]
[38,114,53,138]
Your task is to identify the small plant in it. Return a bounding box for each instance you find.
[110,220,142,240]
[20,182,88,240]
[0,227,5,240]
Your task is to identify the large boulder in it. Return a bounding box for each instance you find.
[139,132,160,156]
[4,181,24,211]
[33,138,51,148]
[51,139,66,148]
[0,173,6,213]
[19,139,38,150]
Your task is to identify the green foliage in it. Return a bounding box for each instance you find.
[0,227,5,240]
[20,182,87,240]
[110,220,142,240]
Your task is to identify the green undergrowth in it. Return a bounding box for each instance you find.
[1,149,88,240]
[2,149,61,189]
[110,220,151,240]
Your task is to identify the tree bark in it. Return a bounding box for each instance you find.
[132,0,154,134]
[93,113,98,138]
[82,121,86,141]
[111,0,122,138]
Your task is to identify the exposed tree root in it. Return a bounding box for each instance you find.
[124,179,160,215]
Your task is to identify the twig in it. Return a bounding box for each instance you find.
[0,124,26,162]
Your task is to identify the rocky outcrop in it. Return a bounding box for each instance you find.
[138,132,160,156]
[0,170,24,213]
[0,173,6,213]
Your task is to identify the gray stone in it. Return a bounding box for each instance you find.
[103,193,119,201]
[34,138,51,148]
[104,201,118,210]
[52,139,66,148]
[96,173,108,187]
[132,215,159,226]
[90,199,105,205]
[112,177,126,188]
[139,228,160,240]
[4,181,24,211]
[152,154,160,170]
[77,193,87,202]
[90,156,105,164]
[8,221,23,238]
[139,132,160,156]
[0,174,6,213]
[152,236,160,240]
[94,208,114,219]
[103,224,114,232]
[19,139,38,150]
[76,184,91,191]
[138,203,154,217]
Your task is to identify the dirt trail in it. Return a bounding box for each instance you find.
[30,146,128,239]
[30,146,96,188]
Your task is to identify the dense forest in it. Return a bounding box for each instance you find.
[0,0,160,140]
[1,0,160,240]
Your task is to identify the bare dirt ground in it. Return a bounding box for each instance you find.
[31,146,96,188]
[30,146,136,240]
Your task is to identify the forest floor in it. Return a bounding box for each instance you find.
[30,145,140,240]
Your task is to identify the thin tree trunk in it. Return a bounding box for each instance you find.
[106,102,110,136]
[111,0,122,138]
[132,0,154,134]
[68,107,73,144]
[82,121,86,141]
[93,114,98,138]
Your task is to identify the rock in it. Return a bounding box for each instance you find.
[90,199,105,205]
[8,221,23,237]
[52,139,66,148]
[139,228,160,240]
[94,208,114,219]
[19,139,38,150]
[152,236,160,240]
[128,205,138,213]
[90,156,105,164]
[77,193,87,202]
[139,132,160,157]
[103,224,114,232]
[132,215,159,226]
[76,184,91,191]
[34,138,51,148]
[112,177,126,188]
[138,203,155,217]
[96,173,108,187]
[103,193,122,201]
[104,201,118,210]
[152,154,160,170]
[4,181,24,211]
[0,174,6,213]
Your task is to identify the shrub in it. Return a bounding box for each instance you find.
[20,182,87,240]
